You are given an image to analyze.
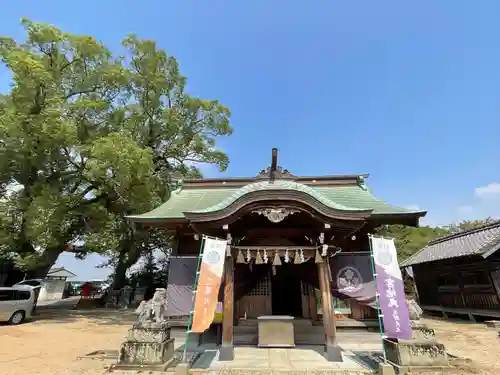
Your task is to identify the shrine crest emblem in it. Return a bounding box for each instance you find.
[205,251,221,265]
[337,266,363,293]
[375,247,394,268]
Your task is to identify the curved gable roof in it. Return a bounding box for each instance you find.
[189,180,362,214]
[127,178,426,223]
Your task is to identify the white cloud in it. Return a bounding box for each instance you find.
[450,182,500,223]
[419,182,500,227]
[475,182,500,198]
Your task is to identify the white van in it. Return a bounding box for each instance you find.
[0,286,36,324]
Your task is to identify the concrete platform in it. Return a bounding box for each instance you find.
[190,346,378,374]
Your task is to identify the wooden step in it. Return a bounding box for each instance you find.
[238,318,379,327]
[233,326,258,334]
[294,334,325,345]
[235,330,374,346]
[234,333,258,345]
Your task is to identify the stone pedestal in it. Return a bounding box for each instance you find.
[410,321,437,341]
[382,321,449,372]
[257,315,295,348]
[111,323,177,371]
[325,343,343,362]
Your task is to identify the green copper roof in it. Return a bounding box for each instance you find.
[128,179,424,221]
[193,180,360,213]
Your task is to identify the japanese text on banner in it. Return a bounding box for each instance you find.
[370,236,412,340]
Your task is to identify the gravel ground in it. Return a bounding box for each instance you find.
[419,318,500,375]
[0,309,131,375]
[0,310,499,375]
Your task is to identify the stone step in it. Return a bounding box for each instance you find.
[237,319,313,328]
[190,368,363,375]
[234,335,327,346]
[233,326,322,333]
[234,334,257,345]
[235,325,372,335]
[235,332,375,346]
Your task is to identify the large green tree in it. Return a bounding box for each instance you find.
[377,218,497,261]
[376,224,449,261]
[0,19,232,282]
[85,35,232,289]
[0,18,134,275]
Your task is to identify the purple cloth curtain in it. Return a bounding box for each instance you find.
[329,253,377,308]
[166,257,223,316]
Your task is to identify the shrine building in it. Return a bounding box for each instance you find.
[128,148,426,362]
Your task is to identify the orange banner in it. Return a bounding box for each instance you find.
[191,237,227,333]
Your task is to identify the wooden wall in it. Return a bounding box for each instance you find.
[236,273,272,318]
[234,276,318,319]
[175,234,202,255]
[349,300,378,319]
[414,256,500,311]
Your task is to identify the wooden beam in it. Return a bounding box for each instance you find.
[243,227,318,238]
[317,261,342,362]
[171,227,181,256]
[220,257,234,361]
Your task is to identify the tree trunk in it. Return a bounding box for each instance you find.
[28,248,62,279]
[111,246,142,290]
[111,257,129,290]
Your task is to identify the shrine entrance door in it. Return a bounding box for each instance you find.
[271,262,303,317]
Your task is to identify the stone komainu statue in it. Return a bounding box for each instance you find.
[406,298,423,321]
[134,288,169,324]
[152,288,168,323]
[135,300,153,323]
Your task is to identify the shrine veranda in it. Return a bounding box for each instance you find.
[128,148,426,362]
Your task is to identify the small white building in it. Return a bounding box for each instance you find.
[38,267,76,301]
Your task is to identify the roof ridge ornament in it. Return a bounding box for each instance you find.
[173,179,184,194]
[357,175,369,191]
[255,148,296,180]
[270,147,278,182]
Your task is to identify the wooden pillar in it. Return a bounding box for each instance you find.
[490,269,500,308]
[220,256,234,361]
[308,284,318,322]
[317,261,342,362]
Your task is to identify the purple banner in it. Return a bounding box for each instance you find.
[370,236,412,340]
[166,257,223,317]
[329,253,377,308]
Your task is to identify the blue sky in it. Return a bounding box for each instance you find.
[1,1,499,280]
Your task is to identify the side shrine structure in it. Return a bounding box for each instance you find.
[128,148,426,362]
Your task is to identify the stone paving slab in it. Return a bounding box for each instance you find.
[192,346,375,373]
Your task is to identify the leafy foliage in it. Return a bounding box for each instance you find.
[0,19,232,280]
[377,218,497,261]
[128,250,170,290]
